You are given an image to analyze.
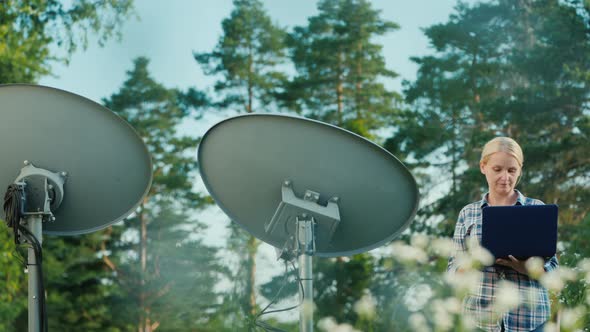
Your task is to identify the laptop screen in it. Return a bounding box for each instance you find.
[481,204,558,260]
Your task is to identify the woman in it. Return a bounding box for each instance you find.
[447,137,559,332]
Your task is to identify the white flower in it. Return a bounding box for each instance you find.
[408,313,431,332]
[444,297,462,314]
[452,241,494,269]
[469,245,494,266]
[559,267,577,282]
[411,233,430,249]
[495,281,521,312]
[431,299,453,331]
[331,324,359,332]
[543,322,559,332]
[539,271,564,292]
[445,270,482,295]
[454,252,475,270]
[525,257,545,279]
[318,317,337,331]
[390,241,428,264]
[464,236,494,266]
[461,314,477,330]
[301,300,315,318]
[404,284,433,312]
[334,324,358,332]
[353,292,376,318]
[430,237,455,257]
[577,258,590,273]
[466,236,480,250]
[560,306,584,330]
[317,317,360,332]
[538,267,577,297]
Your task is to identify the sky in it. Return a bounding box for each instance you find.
[37,0,466,319]
[39,0,462,104]
[38,0,464,241]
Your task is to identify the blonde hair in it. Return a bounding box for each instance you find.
[480,137,524,166]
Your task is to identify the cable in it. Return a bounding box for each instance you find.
[257,263,291,316]
[293,261,305,303]
[3,184,48,332]
[3,184,23,244]
[252,260,306,332]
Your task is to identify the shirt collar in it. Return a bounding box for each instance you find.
[480,189,525,207]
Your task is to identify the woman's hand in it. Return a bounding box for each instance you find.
[495,255,529,275]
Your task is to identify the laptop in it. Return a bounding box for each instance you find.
[481,204,558,260]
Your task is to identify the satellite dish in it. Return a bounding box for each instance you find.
[0,84,152,235]
[198,113,419,331]
[0,84,152,332]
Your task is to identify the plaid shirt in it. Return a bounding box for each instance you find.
[447,190,559,332]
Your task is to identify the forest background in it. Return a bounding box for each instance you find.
[0,0,589,331]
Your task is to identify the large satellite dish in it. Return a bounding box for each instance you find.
[0,84,152,235]
[0,84,152,332]
[198,113,419,331]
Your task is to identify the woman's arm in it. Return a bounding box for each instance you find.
[496,254,559,275]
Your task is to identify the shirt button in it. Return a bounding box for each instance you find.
[499,271,506,279]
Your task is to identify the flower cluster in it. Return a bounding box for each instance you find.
[316,233,589,332]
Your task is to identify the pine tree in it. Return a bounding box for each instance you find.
[195,0,288,323]
[0,2,135,330]
[194,0,287,113]
[101,57,221,331]
[286,0,401,137]
[387,0,590,235]
[258,2,402,329]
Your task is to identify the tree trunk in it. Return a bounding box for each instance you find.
[451,109,458,200]
[337,51,345,126]
[246,236,258,317]
[247,45,254,113]
[355,41,363,119]
[139,200,151,332]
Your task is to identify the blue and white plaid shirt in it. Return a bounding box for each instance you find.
[447,190,559,332]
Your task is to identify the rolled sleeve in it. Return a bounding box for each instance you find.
[543,255,559,273]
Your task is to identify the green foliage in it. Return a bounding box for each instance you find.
[314,255,376,325]
[0,0,134,83]
[559,214,590,307]
[104,57,208,203]
[0,1,135,330]
[100,57,219,331]
[259,3,405,329]
[388,0,590,235]
[285,0,401,137]
[42,233,124,332]
[1,1,588,330]
[195,0,287,113]
[0,225,26,332]
[195,1,288,326]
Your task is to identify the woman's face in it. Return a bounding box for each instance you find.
[480,151,521,196]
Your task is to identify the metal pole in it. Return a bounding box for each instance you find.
[25,215,43,332]
[298,217,314,332]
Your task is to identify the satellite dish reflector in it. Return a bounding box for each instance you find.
[199,113,419,330]
[198,113,419,257]
[0,84,152,332]
[0,84,152,235]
